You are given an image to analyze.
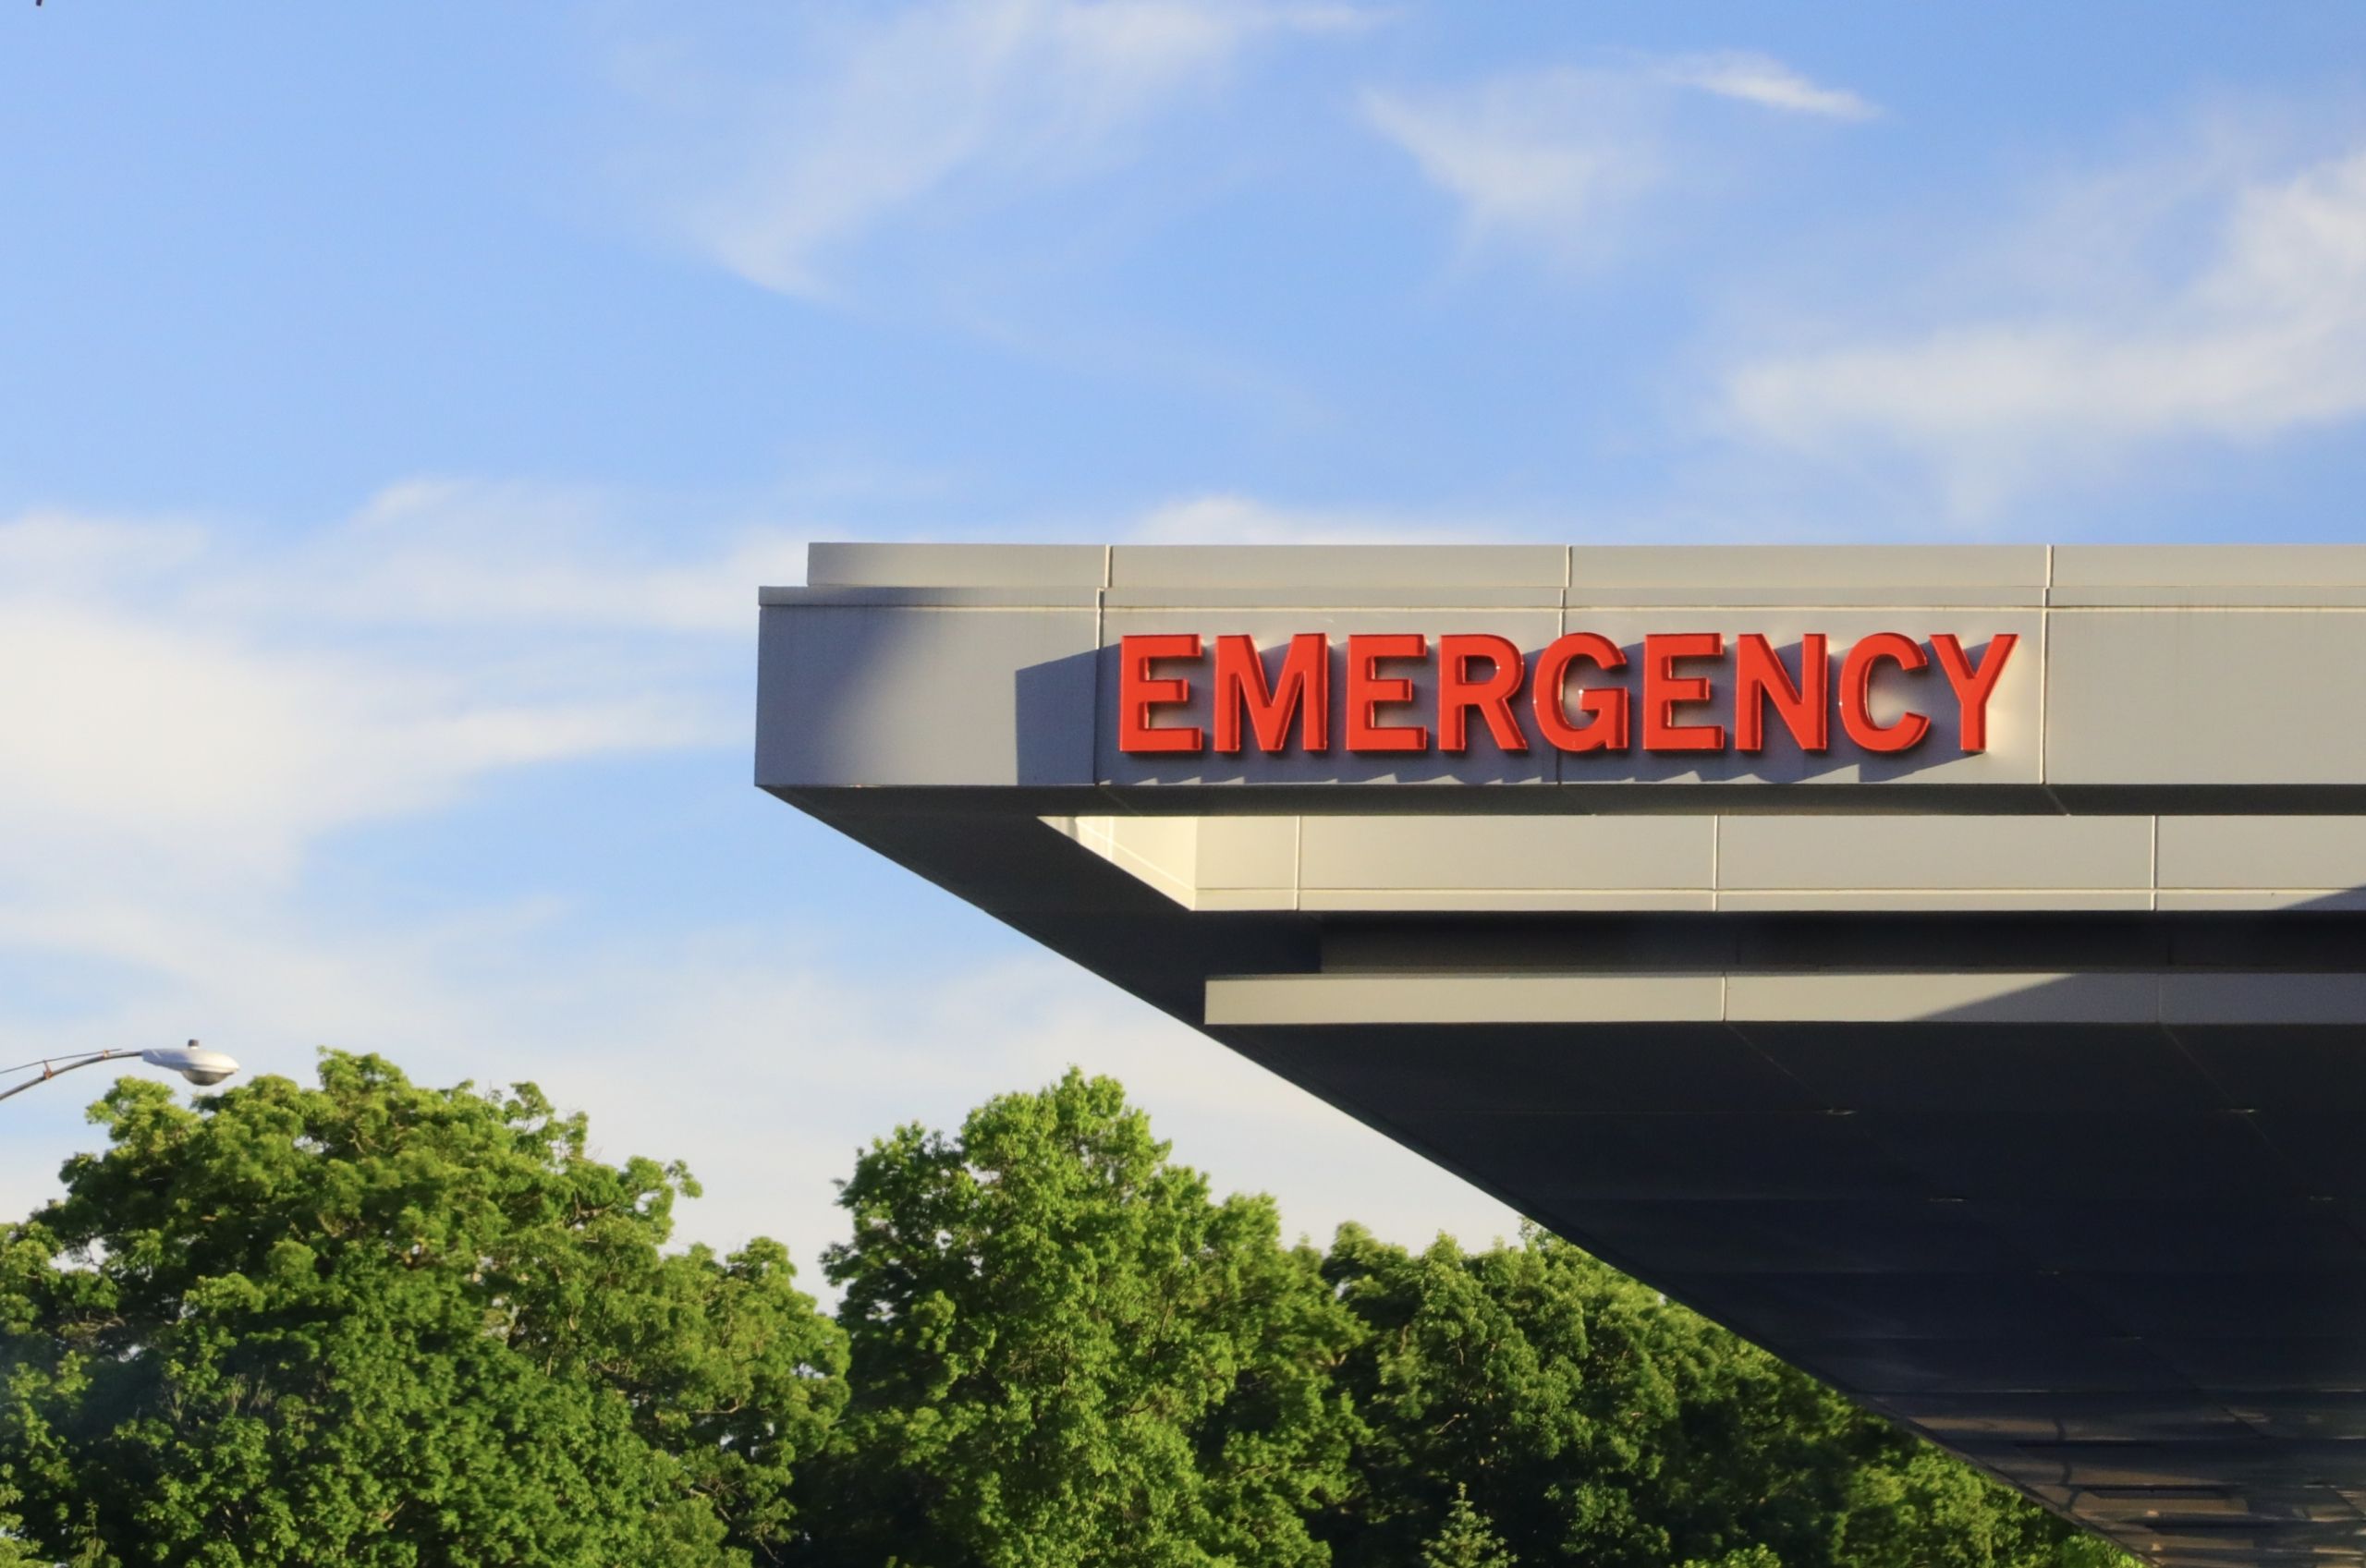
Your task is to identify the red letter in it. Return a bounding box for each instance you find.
[1346,634,1429,753]
[1117,633,1203,754]
[1735,634,1829,753]
[1643,633,1726,753]
[1931,633,2017,753]
[1213,633,1329,754]
[1437,635,1530,754]
[1839,633,1930,753]
[1531,634,1628,752]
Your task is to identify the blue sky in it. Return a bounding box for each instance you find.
[6,1,2366,1267]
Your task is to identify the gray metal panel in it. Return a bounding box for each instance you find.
[1732,972,2159,1024]
[760,585,1104,608]
[1298,888,1719,911]
[2046,610,2366,785]
[1204,973,1727,1026]
[1103,586,1564,610]
[2158,816,2366,890]
[1203,969,2297,1027]
[1716,815,2153,892]
[1108,544,1567,590]
[1297,814,1714,893]
[2164,974,2366,1026]
[1715,891,2160,911]
[1192,817,1299,893]
[755,603,1099,788]
[2050,546,2366,588]
[804,541,1107,589]
[1569,545,2048,598]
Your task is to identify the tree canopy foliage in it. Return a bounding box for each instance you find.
[0,1053,2132,1568]
[809,1070,1359,1568]
[0,1053,845,1566]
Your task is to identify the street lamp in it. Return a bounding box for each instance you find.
[0,1040,240,1105]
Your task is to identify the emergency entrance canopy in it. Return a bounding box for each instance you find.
[758,543,2366,1568]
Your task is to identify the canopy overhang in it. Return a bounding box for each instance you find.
[759,543,2366,1568]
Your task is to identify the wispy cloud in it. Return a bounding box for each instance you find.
[1362,70,1662,259]
[624,0,1371,299]
[1653,52,1877,121]
[0,487,803,882]
[1362,53,1874,263]
[1723,141,2366,513]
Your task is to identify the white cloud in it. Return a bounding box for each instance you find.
[1364,54,1872,262]
[1362,69,1662,258]
[1654,52,1877,121]
[0,602,707,883]
[1723,142,2366,512]
[0,487,802,883]
[630,0,1370,298]
[223,479,811,637]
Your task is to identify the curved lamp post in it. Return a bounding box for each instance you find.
[0,1040,239,1105]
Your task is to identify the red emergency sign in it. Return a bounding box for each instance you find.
[1116,632,2016,757]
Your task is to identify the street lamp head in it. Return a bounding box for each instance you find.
[140,1040,238,1087]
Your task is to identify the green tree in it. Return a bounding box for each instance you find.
[1318,1224,1690,1568]
[808,1069,1360,1568]
[1681,1550,1784,1568]
[1829,1437,2092,1568]
[0,1051,846,1568]
[1421,1486,1516,1568]
[1321,1224,2128,1568]
[0,1483,36,1568]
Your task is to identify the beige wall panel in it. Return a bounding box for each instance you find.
[1192,816,1299,891]
[1076,816,1199,906]
[1189,889,1299,912]
[2156,816,2366,892]
[1714,891,2156,912]
[2156,890,2366,911]
[1204,973,1726,1027]
[1716,815,2153,892]
[1298,814,1712,892]
[1298,889,1718,912]
[1727,973,2159,1025]
[2044,609,2366,785]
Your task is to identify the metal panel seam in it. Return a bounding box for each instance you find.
[1711,815,1722,911]
[1555,579,1569,788]
[1093,545,1111,785]
[2149,815,2160,912]
[2039,546,2052,788]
